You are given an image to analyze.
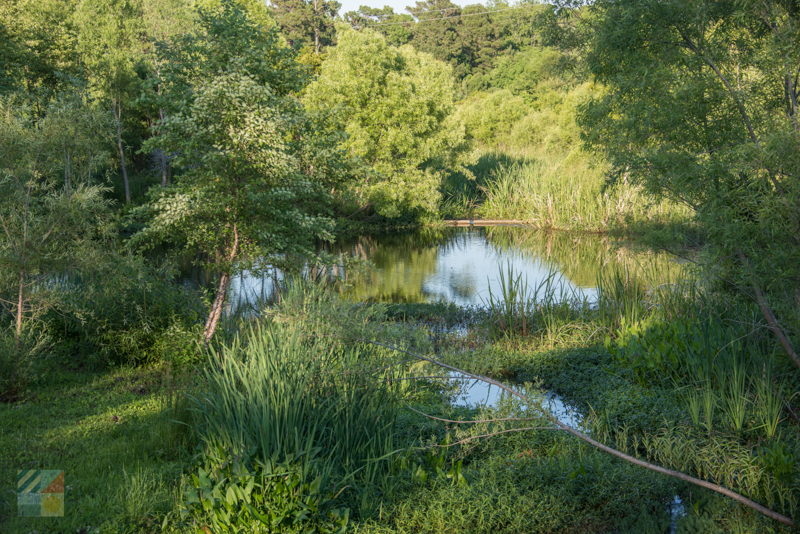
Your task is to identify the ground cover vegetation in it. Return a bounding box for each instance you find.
[1,0,799,532]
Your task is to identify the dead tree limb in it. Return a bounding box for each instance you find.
[737,251,800,370]
[368,340,795,526]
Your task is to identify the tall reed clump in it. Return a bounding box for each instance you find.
[476,152,688,232]
[485,263,592,345]
[596,264,649,331]
[179,320,402,531]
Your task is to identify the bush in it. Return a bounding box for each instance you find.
[46,254,204,366]
[0,327,50,401]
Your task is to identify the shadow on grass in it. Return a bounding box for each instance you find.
[442,152,532,218]
[0,366,193,533]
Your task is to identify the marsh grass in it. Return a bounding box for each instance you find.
[484,263,592,346]
[473,148,690,233]
[193,322,401,490]
[753,368,784,440]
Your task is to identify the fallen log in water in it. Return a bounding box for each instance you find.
[444,219,530,226]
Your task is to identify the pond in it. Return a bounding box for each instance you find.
[229,226,683,313]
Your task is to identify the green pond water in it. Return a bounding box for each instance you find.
[229,226,683,312]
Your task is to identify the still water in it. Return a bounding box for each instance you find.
[229,226,681,313]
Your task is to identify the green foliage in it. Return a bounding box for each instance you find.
[270,0,339,54]
[0,326,50,402]
[0,98,111,348]
[580,0,800,331]
[177,452,349,533]
[47,253,204,366]
[136,1,346,340]
[343,7,413,47]
[401,0,548,81]
[454,89,527,145]
[466,46,571,96]
[448,45,691,231]
[188,318,403,518]
[304,27,468,219]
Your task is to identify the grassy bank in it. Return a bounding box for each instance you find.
[443,49,695,239]
[0,366,190,533]
[3,273,798,532]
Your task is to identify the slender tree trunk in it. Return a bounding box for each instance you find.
[736,251,800,370]
[786,72,799,132]
[64,150,72,192]
[159,150,169,187]
[313,0,321,54]
[113,100,131,203]
[158,108,170,186]
[203,224,239,344]
[15,270,24,347]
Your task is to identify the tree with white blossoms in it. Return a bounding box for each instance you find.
[136,1,346,343]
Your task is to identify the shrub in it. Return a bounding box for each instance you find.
[46,254,204,366]
[0,326,50,401]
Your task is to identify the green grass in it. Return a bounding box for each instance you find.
[2,280,798,533]
[0,366,190,533]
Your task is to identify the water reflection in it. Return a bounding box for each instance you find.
[448,372,586,431]
[229,227,681,312]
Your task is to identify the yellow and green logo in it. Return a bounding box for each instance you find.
[17,470,64,517]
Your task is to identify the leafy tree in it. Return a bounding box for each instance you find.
[579,0,800,367]
[408,0,467,77]
[270,0,340,54]
[454,89,527,145]
[304,27,468,219]
[0,100,109,346]
[73,0,147,204]
[478,46,571,97]
[37,93,113,191]
[139,0,197,186]
[0,0,82,101]
[343,6,414,46]
[138,2,342,343]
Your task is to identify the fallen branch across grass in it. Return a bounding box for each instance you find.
[367,339,795,527]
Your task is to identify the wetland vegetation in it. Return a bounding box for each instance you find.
[1,0,799,532]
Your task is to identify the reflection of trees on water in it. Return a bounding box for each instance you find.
[338,234,440,303]
[485,227,684,288]
[228,227,685,310]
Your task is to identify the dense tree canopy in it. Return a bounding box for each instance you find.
[270,0,340,54]
[580,0,800,327]
[304,27,467,219]
[137,1,344,341]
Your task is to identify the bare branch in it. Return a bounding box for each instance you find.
[405,405,544,425]
[421,426,556,449]
[364,339,795,526]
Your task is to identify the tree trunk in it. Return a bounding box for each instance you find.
[158,108,170,186]
[736,251,800,370]
[313,0,321,54]
[113,100,131,203]
[15,270,24,347]
[64,149,72,192]
[202,224,239,344]
[203,271,231,344]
